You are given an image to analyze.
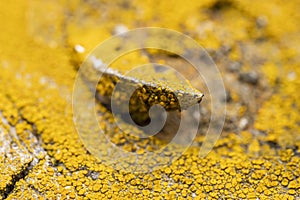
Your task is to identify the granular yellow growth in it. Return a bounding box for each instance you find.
[1,0,300,199]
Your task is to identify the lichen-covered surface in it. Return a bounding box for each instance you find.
[1,0,300,199]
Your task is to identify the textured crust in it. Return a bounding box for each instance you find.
[1,0,300,199]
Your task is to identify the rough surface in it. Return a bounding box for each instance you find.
[1,0,300,199]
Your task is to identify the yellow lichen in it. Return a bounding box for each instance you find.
[1,0,300,199]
